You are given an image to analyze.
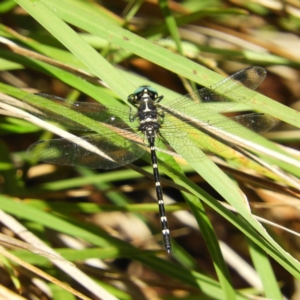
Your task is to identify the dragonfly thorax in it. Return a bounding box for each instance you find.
[128,86,162,136]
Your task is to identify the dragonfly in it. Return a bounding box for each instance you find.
[23,66,276,254]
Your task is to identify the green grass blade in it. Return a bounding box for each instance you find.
[248,239,282,299]
[158,0,183,54]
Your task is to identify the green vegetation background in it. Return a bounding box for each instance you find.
[0,1,300,299]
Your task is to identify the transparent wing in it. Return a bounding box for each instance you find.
[24,93,148,168]
[23,93,135,131]
[159,113,276,161]
[158,66,266,120]
[27,131,147,169]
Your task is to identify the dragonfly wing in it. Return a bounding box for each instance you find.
[159,66,266,120]
[23,93,134,131]
[216,113,277,134]
[159,113,276,161]
[27,132,147,169]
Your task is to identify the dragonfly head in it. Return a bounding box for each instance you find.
[128,86,158,104]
